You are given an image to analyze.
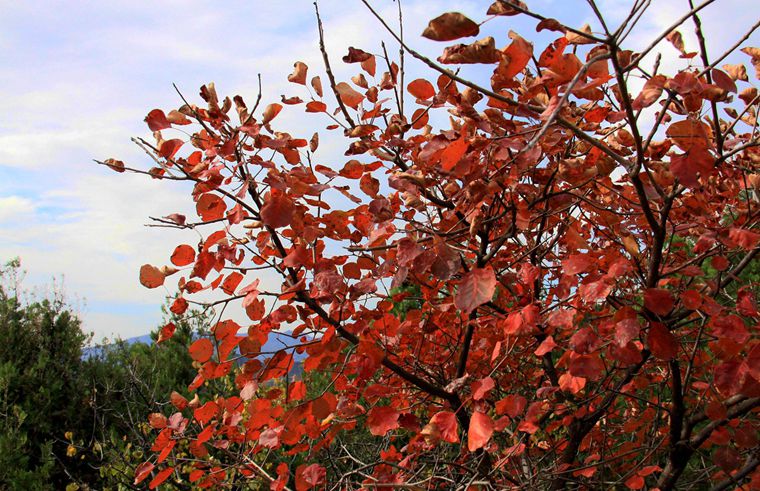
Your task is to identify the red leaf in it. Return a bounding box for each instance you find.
[260,193,295,229]
[559,373,587,394]
[170,244,196,266]
[624,475,645,490]
[342,47,372,63]
[139,264,165,289]
[149,467,174,490]
[170,391,188,410]
[407,79,436,100]
[196,193,227,222]
[430,411,459,443]
[366,406,400,436]
[644,288,675,316]
[295,464,325,491]
[455,267,496,313]
[670,148,713,188]
[648,323,678,360]
[440,135,469,171]
[729,227,760,250]
[158,322,176,343]
[471,376,495,400]
[103,158,125,173]
[221,271,244,295]
[145,109,171,131]
[159,139,183,159]
[189,338,214,363]
[193,401,218,424]
[422,12,479,41]
[467,411,494,451]
[614,319,640,347]
[495,395,527,418]
[534,335,557,356]
[134,461,155,485]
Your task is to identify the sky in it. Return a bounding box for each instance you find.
[0,0,756,342]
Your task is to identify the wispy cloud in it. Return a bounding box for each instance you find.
[1,0,756,340]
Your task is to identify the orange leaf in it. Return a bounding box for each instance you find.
[487,0,527,15]
[407,78,436,100]
[666,119,712,152]
[262,103,283,125]
[158,322,176,343]
[305,100,327,113]
[335,82,364,109]
[632,75,666,110]
[440,135,469,171]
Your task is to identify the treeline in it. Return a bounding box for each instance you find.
[0,259,224,490]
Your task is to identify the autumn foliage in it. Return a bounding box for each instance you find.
[105,1,760,489]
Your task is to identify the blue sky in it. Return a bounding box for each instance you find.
[1,0,756,341]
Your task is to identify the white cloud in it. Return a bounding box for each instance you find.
[1,0,756,340]
[0,195,34,222]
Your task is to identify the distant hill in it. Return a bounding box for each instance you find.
[83,331,307,362]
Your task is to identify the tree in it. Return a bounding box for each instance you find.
[104,1,760,489]
[80,306,228,490]
[0,259,95,490]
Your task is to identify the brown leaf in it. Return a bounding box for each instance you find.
[342,47,372,63]
[740,47,760,79]
[666,119,712,152]
[565,23,596,45]
[311,76,323,97]
[139,264,165,289]
[487,0,527,16]
[262,103,282,125]
[632,75,666,110]
[422,12,479,42]
[439,36,500,64]
[103,158,125,173]
[536,18,566,33]
[287,61,308,85]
